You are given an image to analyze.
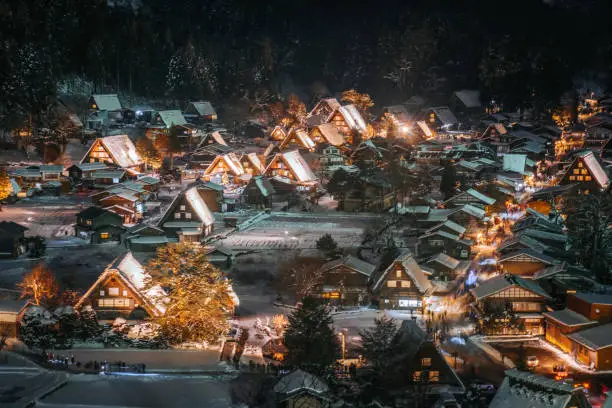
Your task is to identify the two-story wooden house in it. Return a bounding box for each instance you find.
[470,274,552,335]
[81,135,143,174]
[418,230,473,260]
[498,249,559,277]
[371,250,433,310]
[279,128,316,151]
[558,150,609,191]
[264,150,318,190]
[75,252,166,321]
[203,153,246,185]
[315,255,376,306]
[75,206,125,243]
[157,186,215,241]
[309,123,346,147]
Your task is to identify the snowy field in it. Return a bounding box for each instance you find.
[219,213,384,250]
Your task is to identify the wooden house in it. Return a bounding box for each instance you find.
[157,186,215,241]
[0,221,27,258]
[351,140,385,168]
[443,189,496,212]
[543,308,598,353]
[196,131,228,148]
[489,370,591,408]
[425,107,458,130]
[390,320,465,399]
[454,160,484,183]
[273,369,331,408]
[567,323,612,370]
[189,143,233,171]
[498,249,559,277]
[98,191,142,224]
[308,98,341,120]
[451,90,481,116]
[75,206,125,243]
[189,180,224,212]
[123,224,172,252]
[81,135,143,174]
[309,123,346,147]
[327,105,368,143]
[92,170,127,187]
[418,230,472,260]
[88,94,123,128]
[0,289,31,337]
[147,110,196,147]
[269,125,290,142]
[279,128,316,151]
[241,176,276,209]
[371,250,433,310]
[264,150,318,190]
[558,150,610,191]
[203,153,246,184]
[319,145,347,173]
[184,101,217,122]
[423,253,469,281]
[470,274,552,335]
[446,204,486,236]
[66,163,110,182]
[315,255,376,306]
[567,293,612,324]
[239,153,266,176]
[423,220,466,238]
[75,252,166,321]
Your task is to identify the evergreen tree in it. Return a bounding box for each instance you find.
[357,317,399,399]
[78,305,102,340]
[316,234,339,258]
[19,306,58,351]
[53,306,80,348]
[284,297,339,374]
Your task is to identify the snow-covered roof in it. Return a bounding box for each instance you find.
[431,107,458,127]
[471,274,551,301]
[416,121,434,137]
[568,323,612,351]
[185,187,215,227]
[456,160,482,171]
[92,135,142,168]
[278,150,317,183]
[427,253,461,270]
[76,252,166,316]
[454,90,481,108]
[466,189,496,205]
[40,165,64,173]
[308,98,341,119]
[457,204,486,220]
[499,249,558,265]
[337,104,368,133]
[70,162,109,172]
[205,153,245,176]
[253,177,275,197]
[284,128,315,150]
[92,94,122,111]
[543,308,596,327]
[274,369,329,395]
[92,170,126,179]
[242,153,266,174]
[315,123,346,146]
[580,151,609,188]
[321,255,376,277]
[489,369,586,408]
[373,249,432,294]
[189,101,216,117]
[158,110,187,128]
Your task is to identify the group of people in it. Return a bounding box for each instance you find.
[47,351,75,366]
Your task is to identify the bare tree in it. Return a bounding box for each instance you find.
[277,256,326,302]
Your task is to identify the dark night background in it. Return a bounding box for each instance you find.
[0,0,611,126]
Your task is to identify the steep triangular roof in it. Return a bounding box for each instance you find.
[204,153,245,177]
[157,110,187,128]
[320,255,377,277]
[82,135,142,168]
[187,101,216,117]
[197,131,227,147]
[471,274,551,301]
[158,186,215,228]
[313,123,346,146]
[265,150,317,183]
[240,153,266,174]
[91,94,122,111]
[560,150,609,189]
[280,128,316,151]
[75,252,166,316]
[335,104,368,133]
[373,250,432,294]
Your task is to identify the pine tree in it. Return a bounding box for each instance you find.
[78,305,102,340]
[0,166,12,202]
[19,306,58,351]
[359,317,398,374]
[146,243,235,345]
[316,234,339,258]
[284,297,339,374]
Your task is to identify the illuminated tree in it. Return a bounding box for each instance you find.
[136,138,163,170]
[272,314,289,336]
[146,243,234,344]
[341,89,374,116]
[18,264,58,306]
[0,166,12,202]
[285,94,307,127]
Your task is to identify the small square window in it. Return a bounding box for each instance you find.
[100,232,109,239]
[387,281,397,288]
[413,371,422,382]
[180,205,186,211]
[421,358,431,367]
[109,287,119,296]
[123,290,128,297]
[99,290,105,296]
[185,213,192,219]
[585,176,592,181]
[429,370,440,382]
[401,281,411,288]
[573,169,580,174]
[174,212,181,219]
[396,270,402,278]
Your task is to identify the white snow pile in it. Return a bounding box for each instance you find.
[127,322,161,340]
[24,306,56,325]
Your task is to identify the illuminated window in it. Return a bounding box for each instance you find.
[100,290,105,296]
[396,270,402,278]
[577,176,584,181]
[123,290,128,297]
[413,371,422,382]
[578,162,583,167]
[429,371,440,382]
[421,358,431,367]
[87,219,92,225]
[401,281,411,288]
[569,176,575,181]
[387,281,397,288]
[108,287,119,296]
[573,169,580,174]
[585,176,592,181]
[100,232,109,239]
[174,212,181,219]
[581,169,588,175]
[180,205,185,211]
[185,213,192,219]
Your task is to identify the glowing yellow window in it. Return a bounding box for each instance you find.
[578,162,583,167]
[401,281,411,288]
[100,232,109,239]
[577,176,584,181]
[581,169,588,175]
[585,176,592,181]
[569,176,575,181]
[396,270,402,278]
[573,169,580,174]
[387,281,397,288]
